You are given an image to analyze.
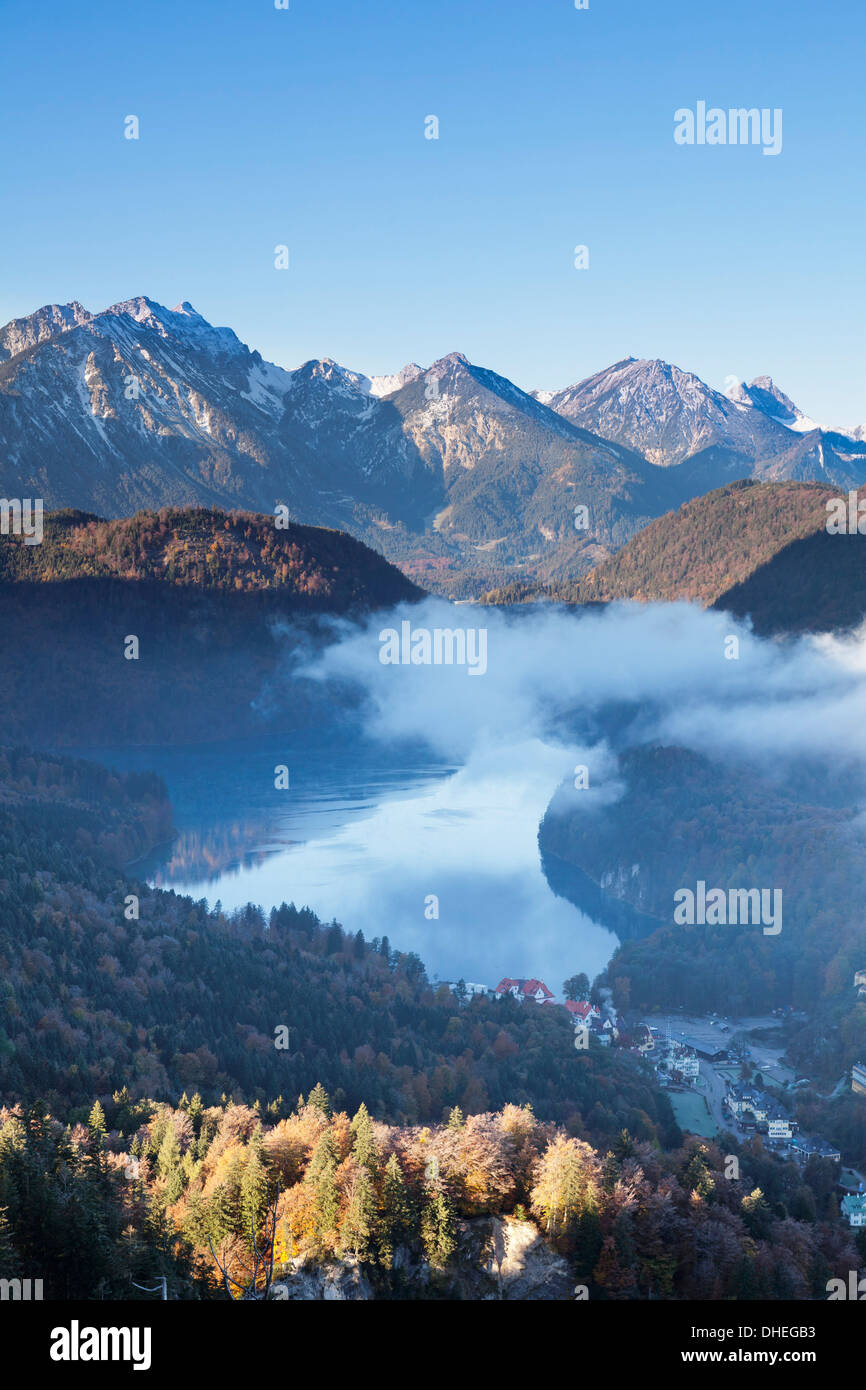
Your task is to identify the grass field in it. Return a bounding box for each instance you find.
[669,1089,718,1138]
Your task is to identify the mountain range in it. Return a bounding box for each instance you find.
[2,295,864,596]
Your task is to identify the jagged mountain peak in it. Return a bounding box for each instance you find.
[99,295,244,356]
[725,375,821,434]
[0,300,93,361]
[542,355,796,468]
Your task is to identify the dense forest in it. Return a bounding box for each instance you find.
[539,745,866,1099]
[0,507,423,746]
[0,748,674,1141]
[2,1086,860,1300]
[0,507,423,604]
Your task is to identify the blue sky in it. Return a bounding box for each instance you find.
[1,0,863,422]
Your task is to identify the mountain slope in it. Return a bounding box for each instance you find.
[0,297,443,530]
[540,744,866,1018]
[367,351,679,575]
[525,480,866,634]
[542,359,866,501]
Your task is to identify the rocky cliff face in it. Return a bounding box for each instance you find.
[270,1216,573,1300]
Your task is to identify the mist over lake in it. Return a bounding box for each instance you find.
[88,595,866,995]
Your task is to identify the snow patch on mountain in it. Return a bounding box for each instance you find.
[725,376,822,434]
[366,363,424,397]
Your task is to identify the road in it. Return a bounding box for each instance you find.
[699,1060,734,1137]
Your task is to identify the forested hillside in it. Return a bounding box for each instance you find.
[541,746,866,1010]
[540,746,866,1088]
[0,508,420,746]
[0,749,671,1140]
[0,507,423,604]
[2,1087,859,1300]
[486,481,866,635]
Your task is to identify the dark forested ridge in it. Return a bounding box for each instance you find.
[485,481,866,635]
[0,507,424,604]
[0,508,420,747]
[541,746,866,1010]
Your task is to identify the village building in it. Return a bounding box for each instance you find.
[494,977,556,1005]
[725,1084,797,1140]
[841,1194,866,1228]
[790,1134,841,1165]
[446,980,493,1000]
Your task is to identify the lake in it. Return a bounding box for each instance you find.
[91,730,619,993]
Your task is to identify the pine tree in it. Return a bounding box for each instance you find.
[188,1093,203,1135]
[446,1106,464,1130]
[240,1145,269,1237]
[421,1191,457,1270]
[315,1159,339,1239]
[682,1147,715,1200]
[88,1100,107,1143]
[306,1129,339,1184]
[157,1123,181,1179]
[340,1168,376,1261]
[306,1083,331,1117]
[350,1103,379,1173]
[380,1153,414,1268]
[601,1150,620,1194]
[612,1129,635,1161]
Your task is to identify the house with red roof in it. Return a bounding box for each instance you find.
[495,977,555,1004]
[563,1000,601,1025]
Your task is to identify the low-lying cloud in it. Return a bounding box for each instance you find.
[301,598,866,793]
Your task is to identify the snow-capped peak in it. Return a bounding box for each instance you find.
[101,296,244,356]
[725,375,822,433]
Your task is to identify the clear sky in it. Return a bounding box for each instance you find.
[1,0,863,423]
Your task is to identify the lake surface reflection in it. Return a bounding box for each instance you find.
[92,732,619,991]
